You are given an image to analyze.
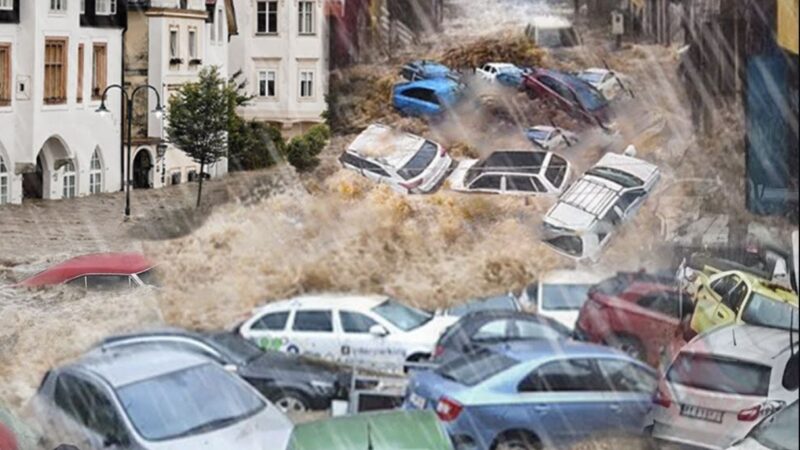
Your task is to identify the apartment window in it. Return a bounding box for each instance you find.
[188,29,197,59]
[0,156,8,205]
[298,1,315,35]
[50,0,67,12]
[299,71,314,98]
[0,44,9,107]
[209,12,216,42]
[257,1,278,34]
[89,150,102,194]
[95,0,117,15]
[76,44,84,103]
[92,43,107,100]
[62,161,76,199]
[44,38,68,105]
[258,70,276,98]
[217,8,224,41]
[80,0,84,13]
[0,0,12,11]
[169,29,179,59]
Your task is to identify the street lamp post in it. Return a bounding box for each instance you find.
[96,84,164,218]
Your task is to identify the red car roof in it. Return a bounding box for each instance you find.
[19,253,154,287]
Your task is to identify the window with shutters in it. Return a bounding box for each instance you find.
[92,43,107,100]
[76,44,84,103]
[298,1,315,35]
[44,38,68,105]
[0,44,9,107]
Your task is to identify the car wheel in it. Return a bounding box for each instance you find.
[609,335,646,362]
[269,390,311,414]
[494,431,542,450]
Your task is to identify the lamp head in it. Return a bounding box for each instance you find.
[153,104,165,119]
[95,103,110,116]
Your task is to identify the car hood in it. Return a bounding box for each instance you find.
[446,159,478,190]
[147,407,292,450]
[404,316,459,344]
[240,352,342,382]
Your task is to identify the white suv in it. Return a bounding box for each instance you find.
[541,147,660,261]
[238,294,458,373]
[339,124,452,194]
[646,324,799,449]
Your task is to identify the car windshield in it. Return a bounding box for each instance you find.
[208,333,264,365]
[570,78,608,111]
[666,353,771,397]
[372,299,432,331]
[579,71,605,84]
[527,129,551,141]
[117,363,265,441]
[752,402,799,450]
[135,267,162,287]
[741,292,800,330]
[586,166,644,188]
[541,284,593,310]
[445,295,517,316]
[544,235,583,257]
[436,350,519,386]
[397,141,438,180]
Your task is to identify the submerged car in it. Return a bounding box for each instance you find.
[687,269,798,336]
[522,68,612,128]
[519,270,608,330]
[18,252,158,289]
[32,347,293,450]
[431,310,571,365]
[524,16,580,48]
[339,124,452,194]
[239,294,458,373]
[436,293,521,317]
[646,325,799,449]
[405,341,657,450]
[575,271,691,366]
[577,68,629,100]
[525,125,578,150]
[392,78,462,118]
[92,329,349,414]
[476,63,521,84]
[399,60,457,82]
[447,151,570,196]
[287,410,453,450]
[726,400,798,450]
[541,148,660,261]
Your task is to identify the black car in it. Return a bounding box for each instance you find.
[93,329,350,414]
[430,310,572,365]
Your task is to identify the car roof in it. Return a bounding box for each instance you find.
[97,327,211,347]
[581,68,609,75]
[486,63,516,69]
[593,152,659,186]
[470,151,550,176]
[72,346,211,388]
[396,78,459,94]
[20,252,153,286]
[254,293,390,314]
[540,270,608,284]
[493,339,627,363]
[544,177,622,230]
[348,124,426,159]
[683,324,799,364]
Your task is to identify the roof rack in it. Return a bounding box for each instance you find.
[559,177,620,218]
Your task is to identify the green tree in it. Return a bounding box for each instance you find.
[166,66,229,207]
[285,124,330,172]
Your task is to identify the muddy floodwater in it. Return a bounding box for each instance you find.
[1,0,796,447]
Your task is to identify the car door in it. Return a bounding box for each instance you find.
[359,159,392,184]
[504,175,542,196]
[715,278,749,326]
[617,189,648,220]
[467,174,503,193]
[244,310,292,352]
[402,88,439,116]
[285,309,342,362]
[516,358,614,447]
[691,273,739,332]
[594,358,657,434]
[337,310,400,370]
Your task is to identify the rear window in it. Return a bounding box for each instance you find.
[545,154,568,188]
[741,293,800,331]
[397,141,438,180]
[541,284,593,311]
[667,353,771,397]
[436,351,518,386]
[544,235,583,257]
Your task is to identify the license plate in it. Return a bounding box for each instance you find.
[408,392,426,410]
[680,404,723,423]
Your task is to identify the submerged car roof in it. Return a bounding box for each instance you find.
[470,151,552,176]
[492,339,628,363]
[682,324,799,364]
[73,346,211,388]
[544,177,621,231]
[396,78,460,94]
[255,293,390,314]
[593,152,659,187]
[20,252,153,287]
[348,124,426,159]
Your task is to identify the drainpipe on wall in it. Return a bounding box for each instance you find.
[120,19,127,192]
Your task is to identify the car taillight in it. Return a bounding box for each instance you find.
[738,405,761,422]
[436,396,463,422]
[400,179,423,191]
[652,386,671,408]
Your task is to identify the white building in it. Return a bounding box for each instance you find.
[229,0,328,137]
[0,0,124,205]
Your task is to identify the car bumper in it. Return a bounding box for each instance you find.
[416,155,454,193]
[651,419,734,450]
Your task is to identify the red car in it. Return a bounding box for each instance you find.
[522,68,613,128]
[18,252,158,290]
[574,271,694,368]
[0,421,17,450]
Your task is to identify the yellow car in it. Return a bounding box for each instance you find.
[689,269,798,334]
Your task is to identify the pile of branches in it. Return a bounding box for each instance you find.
[440,33,545,70]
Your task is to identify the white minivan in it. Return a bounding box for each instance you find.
[238,294,457,373]
[518,270,608,330]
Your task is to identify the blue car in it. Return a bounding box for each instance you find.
[400,60,458,81]
[404,341,657,450]
[393,79,462,118]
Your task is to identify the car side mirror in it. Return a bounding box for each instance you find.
[369,325,389,337]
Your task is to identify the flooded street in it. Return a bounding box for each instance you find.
[1,0,797,448]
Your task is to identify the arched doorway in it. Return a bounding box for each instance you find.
[22,154,45,199]
[23,136,71,200]
[132,149,152,189]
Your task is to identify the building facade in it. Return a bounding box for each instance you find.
[0,0,124,205]
[229,0,328,137]
[125,0,232,190]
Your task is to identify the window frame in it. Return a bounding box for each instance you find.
[76,43,84,104]
[50,0,68,13]
[257,69,277,98]
[95,0,117,15]
[187,28,198,60]
[518,357,603,393]
[169,28,180,60]
[291,310,334,333]
[339,310,380,334]
[252,311,290,331]
[298,1,315,35]
[44,37,68,105]
[0,43,10,107]
[89,150,102,194]
[256,0,279,34]
[469,174,503,191]
[62,160,77,199]
[91,42,107,101]
[0,155,8,205]
[299,70,314,99]
[0,0,13,11]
